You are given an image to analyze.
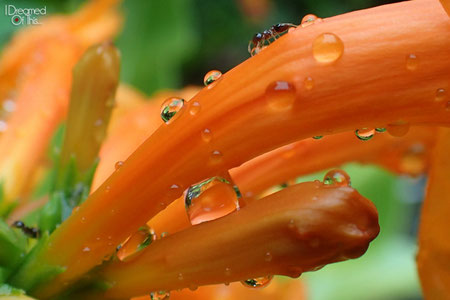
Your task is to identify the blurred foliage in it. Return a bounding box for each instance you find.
[0,0,424,299]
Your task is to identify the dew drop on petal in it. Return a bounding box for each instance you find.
[312,136,323,140]
[225,267,232,276]
[304,76,314,90]
[265,81,296,111]
[406,54,419,71]
[82,246,91,252]
[189,101,201,115]
[150,291,170,300]
[323,169,351,187]
[241,275,273,288]
[355,128,375,141]
[301,14,318,27]
[264,252,273,262]
[201,128,212,143]
[203,70,222,87]
[387,121,410,137]
[435,88,446,102]
[115,161,124,171]
[185,177,240,225]
[160,97,185,123]
[375,128,386,133]
[210,150,223,164]
[313,33,344,64]
[117,226,155,261]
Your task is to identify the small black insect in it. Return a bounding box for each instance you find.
[12,220,41,238]
[248,23,297,56]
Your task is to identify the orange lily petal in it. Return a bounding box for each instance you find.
[22,0,449,296]
[88,182,378,299]
[417,127,450,298]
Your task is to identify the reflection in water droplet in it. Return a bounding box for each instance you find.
[301,14,319,27]
[304,76,314,90]
[387,121,410,137]
[266,81,296,111]
[160,97,185,123]
[312,136,323,140]
[185,177,240,225]
[435,88,446,102]
[241,275,273,288]
[313,33,344,63]
[375,128,386,133]
[204,70,222,87]
[150,291,170,300]
[355,128,375,141]
[117,226,155,261]
[201,128,212,143]
[189,101,201,115]
[323,169,351,186]
[115,161,123,171]
[406,54,419,71]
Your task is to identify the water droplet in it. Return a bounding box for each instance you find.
[185,177,240,225]
[160,97,185,123]
[241,275,273,288]
[288,219,295,229]
[81,217,86,223]
[304,76,314,90]
[225,267,232,276]
[189,101,201,115]
[188,285,198,291]
[115,161,124,171]
[105,185,111,193]
[264,252,273,262]
[375,128,386,133]
[160,232,169,239]
[178,273,184,281]
[0,120,7,132]
[210,150,223,164]
[435,88,446,102]
[387,121,410,137]
[94,119,103,127]
[201,128,212,143]
[406,54,419,71]
[168,184,182,198]
[355,128,375,141]
[265,81,296,111]
[150,291,170,300]
[301,14,319,27]
[117,226,155,261]
[203,70,222,87]
[323,169,351,186]
[82,246,91,252]
[313,33,344,64]
[312,136,323,140]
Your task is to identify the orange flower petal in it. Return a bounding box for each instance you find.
[417,127,450,298]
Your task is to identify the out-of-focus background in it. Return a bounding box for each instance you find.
[0,0,424,299]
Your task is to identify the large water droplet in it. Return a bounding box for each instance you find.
[313,33,344,64]
[185,177,240,225]
[406,54,419,71]
[323,169,351,187]
[150,291,170,300]
[160,97,184,123]
[241,275,273,288]
[204,70,222,87]
[301,14,319,27]
[266,81,296,111]
[355,128,375,141]
[387,121,410,137]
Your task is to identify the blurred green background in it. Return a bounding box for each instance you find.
[0,0,425,299]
